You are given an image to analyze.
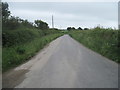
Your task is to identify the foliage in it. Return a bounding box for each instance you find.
[35,20,49,30]
[16,47,25,54]
[21,19,34,28]
[78,27,83,30]
[3,29,37,47]
[2,2,63,72]
[2,2,10,19]
[2,2,49,31]
[67,27,71,30]
[84,28,89,30]
[3,33,63,72]
[67,27,75,30]
[3,16,20,30]
[69,28,119,63]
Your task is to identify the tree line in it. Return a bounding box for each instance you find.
[2,2,49,30]
[67,27,89,31]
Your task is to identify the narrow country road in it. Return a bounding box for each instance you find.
[3,35,118,88]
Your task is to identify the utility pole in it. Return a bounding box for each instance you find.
[52,15,54,28]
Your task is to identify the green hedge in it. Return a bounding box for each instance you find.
[69,29,119,63]
[3,33,63,72]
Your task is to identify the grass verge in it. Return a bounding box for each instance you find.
[69,29,119,63]
[3,33,63,72]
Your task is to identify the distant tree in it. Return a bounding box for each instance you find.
[84,28,89,30]
[78,27,82,30]
[21,19,33,28]
[67,27,72,30]
[34,20,49,30]
[2,2,11,30]
[53,28,58,30]
[67,27,76,30]
[2,2,10,19]
[71,27,75,30]
[4,16,20,30]
[94,25,105,30]
[2,2,47,30]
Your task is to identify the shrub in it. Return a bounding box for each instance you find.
[16,47,25,54]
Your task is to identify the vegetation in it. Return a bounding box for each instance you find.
[84,28,89,30]
[3,33,63,72]
[2,2,10,19]
[69,27,119,63]
[78,27,83,30]
[3,28,61,47]
[35,20,49,30]
[67,27,76,30]
[2,2,63,72]
[2,2,119,72]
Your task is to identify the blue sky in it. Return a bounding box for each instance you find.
[4,1,119,29]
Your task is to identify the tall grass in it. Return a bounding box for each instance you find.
[3,28,61,47]
[69,29,119,63]
[3,29,63,72]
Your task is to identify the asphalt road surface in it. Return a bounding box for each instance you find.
[3,35,118,88]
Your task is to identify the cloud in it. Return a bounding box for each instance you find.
[7,2,118,29]
[2,0,120,2]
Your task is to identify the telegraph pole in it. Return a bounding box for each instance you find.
[52,15,54,28]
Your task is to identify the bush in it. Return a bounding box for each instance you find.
[16,47,25,54]
[2,28,45,47]
[35,20,49,30]
[69,29,119,63]
[78,27,83,30]
[3,33,63,72]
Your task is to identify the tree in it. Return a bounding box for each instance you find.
[21,19,33,28]
[67,27,75,30]
[67,27,71,30]
[3,16,20,30]
[2,2,11,30]
[34,20,49,30]
[78,27,82,30]
[2,2,10,19]
[84,28,89,30]
[71,27,75,30]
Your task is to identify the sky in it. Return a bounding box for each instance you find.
[3,0,119,29]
